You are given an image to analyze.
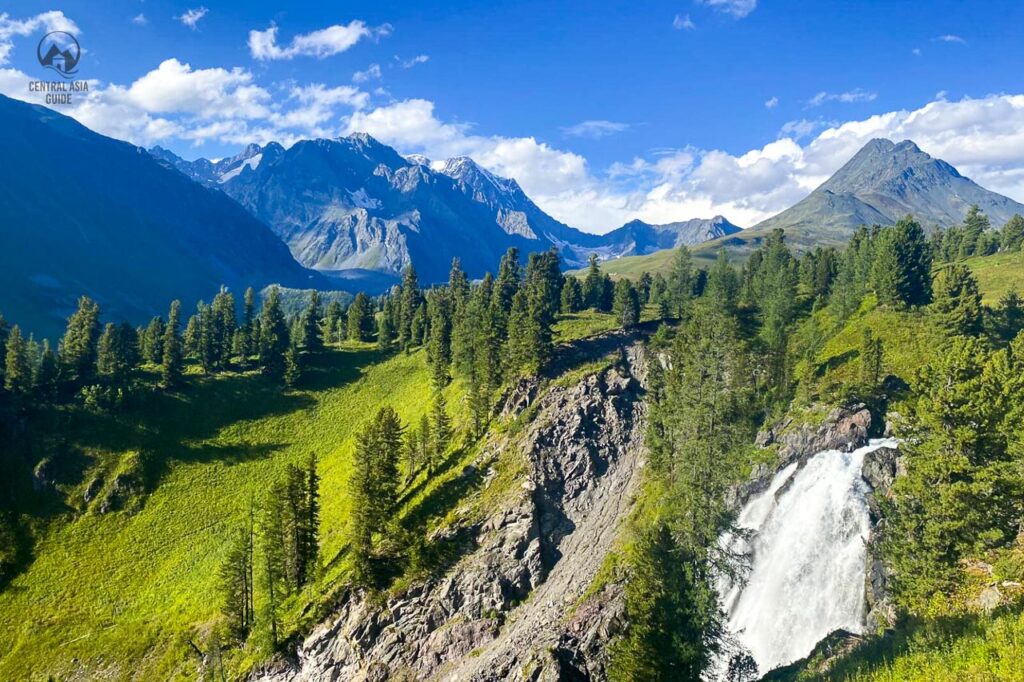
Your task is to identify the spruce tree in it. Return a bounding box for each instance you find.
[243,287,256,358]
[34,339,58,401]
[494,247,522,316]
[666,246,695,317]
[399,265,421,349]
[871,218,932,308]
[323,301,343,345]
[426,291,453,389]
[561,276,584,313]
[1001,214,1024,252]
[859,328,884,389]
[705,250,739,313]
[582,254,604,310]
[994,289,1024,345]
[283,340,302,389]
[142,316,165,365]
[301,290,323,354]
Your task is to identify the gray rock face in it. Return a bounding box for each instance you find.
[255,346,648,682]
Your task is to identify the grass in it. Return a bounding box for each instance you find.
[961,250,1024,305]
[0,309,622,681]
[0,344,435,681]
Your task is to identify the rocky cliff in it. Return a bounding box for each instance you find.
[254,344,649,682]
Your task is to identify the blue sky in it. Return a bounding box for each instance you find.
[3,1,1024,231]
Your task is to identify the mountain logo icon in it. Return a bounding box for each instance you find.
[37,31,80,78]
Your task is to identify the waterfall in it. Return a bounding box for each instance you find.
[716,438,898,676]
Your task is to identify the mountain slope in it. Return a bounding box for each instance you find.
[0,95,322,338]
[155,139,736,281]
[593,138,1024,276]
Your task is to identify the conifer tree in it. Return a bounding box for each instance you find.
[3,325,31,396]
[561,276,584,313]
[96,322,135,386]
[60,296,101,386]
[142,316,165,365]
[243,287,256,358]
[613,279,641,328]
[705,251,739,313]
[34,339,58,401]
[219,520,255,641]
[1002,214,1024,252]
[283,340,302,389]
[349,406,404,579]
[161,300,184,388]
[323,301,343,345]
[666,246,695,317]
[259,287,289,378]
[871,218,932,308]
[994,289,1024,345]
[346,292,374,342]
[583,254,605,310]
[494,247,522,316]
[859,328,884,389]
[429,392,453,472]
[399,265,421,349]
[301,290,323,354]
[427,291,453,389]
[932,262,983,336]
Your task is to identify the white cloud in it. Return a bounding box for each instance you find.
[807,88,877,107]
[353,63,382,83]
[936,34,967,45]
[912,47,922,56]
[765,96,779,109]
[249,21,391,61]
[698,0,758,19]
[562,120,630,139]
[132,14,147,26]
[177,7,208,31]
[0,11,79,64]
[397,54,430,68]
[673,14,696,30]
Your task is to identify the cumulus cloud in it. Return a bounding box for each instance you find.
[561,120,630,139]
[807,88,877,107]
[765,96,779,109]
[177,7,208,31]
[132,14,147,26]
[0,10,79,64]
[698,0,758,19]
[249,21,391,61]
[673,14,696,30]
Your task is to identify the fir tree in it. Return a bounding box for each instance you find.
[561,276,584,313]
[283,340,302,389]
[666,246,695,317]
[301,290,323,354]
[429,392,453,472]
[871,218,933,308]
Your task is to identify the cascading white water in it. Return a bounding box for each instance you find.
[716,438,898,677]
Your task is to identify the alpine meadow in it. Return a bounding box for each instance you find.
[2,2,1024,681]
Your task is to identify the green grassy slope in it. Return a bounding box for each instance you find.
[962,250,1024,304]
[0,345,434,680]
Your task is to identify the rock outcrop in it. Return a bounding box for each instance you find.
[255,345,648,682]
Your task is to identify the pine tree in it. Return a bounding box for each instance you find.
[704,250,739,313]
[613,279,641,328]
[34,339,58,401]
[161,300,184,388]
[323,301,343,345]
[426,290,453,389]
[243,287,256,358]
[96,322,135,386]
[637,272,653,305]
[346,292,374,342]
[610,524,720,681]
[994,289,1024,345]
[301,290,323,354]
[561,276,584,313]
[349,406,404,581]
[259,287,289,378]
[399,265,421,349]
[1002,214,1024,252]
[582,254,605,310]
[932,263,983,336]
[211,288,236,366]
[666,246,695,317]
[494,247,522,316]
[142,316,165,365]
[871,218,932,308]
[283,340,302,389]
[859,328,884,389]
[219,521,255,641]
[429,392,453,472]
[60,296,101,386]
[3,325,31,396]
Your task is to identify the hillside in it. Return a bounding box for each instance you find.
[0,95,323,339]
[590,139,1024,278]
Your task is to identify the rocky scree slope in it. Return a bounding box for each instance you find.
[253,343,649,682]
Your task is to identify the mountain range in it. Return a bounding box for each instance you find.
[152,138,741,283]
[0,94,322,338]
